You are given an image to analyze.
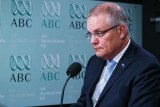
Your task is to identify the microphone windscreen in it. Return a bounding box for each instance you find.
[67,62,82,77]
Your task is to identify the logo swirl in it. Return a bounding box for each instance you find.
[41,54,60,70]
[11,0,32,16]
[10,55,31,71]
[70,4,87,19]
[42,1,60,17]
[69,54,87,68]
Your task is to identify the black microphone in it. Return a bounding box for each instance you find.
[60,62,82,107]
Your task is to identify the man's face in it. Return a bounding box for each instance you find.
[87,14,123,60]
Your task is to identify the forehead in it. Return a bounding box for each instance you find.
[87,14,109,31]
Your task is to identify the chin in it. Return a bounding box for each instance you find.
[95,52,109,59]
[95,53,104,58]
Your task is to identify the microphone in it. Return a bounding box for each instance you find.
[66,62,82,77]
[60,62,82,107]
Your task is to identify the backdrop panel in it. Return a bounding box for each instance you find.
[0,0,142,106]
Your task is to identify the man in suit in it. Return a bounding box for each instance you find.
[71,2,160,107]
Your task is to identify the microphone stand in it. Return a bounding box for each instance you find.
[60,76,71,107]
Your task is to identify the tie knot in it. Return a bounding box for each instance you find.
[107,60,116,70]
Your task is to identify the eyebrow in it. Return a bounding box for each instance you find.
[87,28,103,34]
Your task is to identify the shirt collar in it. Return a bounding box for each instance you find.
[112,38,131,63]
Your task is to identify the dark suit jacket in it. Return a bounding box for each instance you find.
[71,40,160,107]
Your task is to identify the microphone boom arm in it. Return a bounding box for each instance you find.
[60,62,82,107]
[60,76,71,107]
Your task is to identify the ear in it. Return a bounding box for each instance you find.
[118,25,127,39]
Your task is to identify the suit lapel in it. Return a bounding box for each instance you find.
[97,58,133,102]
[96,39,137,105]
[89,59,106,97]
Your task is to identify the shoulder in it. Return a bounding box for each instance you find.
[135,45,159,65]
[129,40,160,65]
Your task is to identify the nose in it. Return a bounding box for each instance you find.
[90,36,98,44]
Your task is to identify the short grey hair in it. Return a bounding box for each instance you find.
[88,2,128,33]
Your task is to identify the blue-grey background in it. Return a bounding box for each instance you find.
[0,0,141,106]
